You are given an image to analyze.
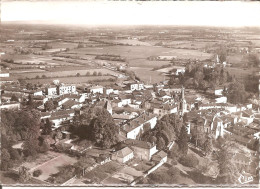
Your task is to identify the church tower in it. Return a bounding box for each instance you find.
[179,86,187,116]
[216,54,220,63]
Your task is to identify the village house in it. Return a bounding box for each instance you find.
[45,85,58,96]
[206,87,224,96]
[122,113,157,140]
[112,146,134,163]
[112,112,138,122]
[62,100,82,110]
[0,102,21,110]
[126,82,144,91]
[94,99,112,115]
[169,66,186,76]
[215,96,227,104]
[152,103,178,118]
[87,85,104,94]
[41,109,75,128]
[239,110,255,125]
[123,139,157,161]
[57,84,77,95]
[0,69,10,78]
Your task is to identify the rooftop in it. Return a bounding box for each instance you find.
[124,139,155,149]
[114,146,133,158]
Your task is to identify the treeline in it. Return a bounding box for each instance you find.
[141,114,188,158]
[1,109,49,171]
[183,63,233,89]
[169,63,252,104]
[95,55,126,62]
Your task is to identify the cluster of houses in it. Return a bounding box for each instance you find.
[1,67,260,180]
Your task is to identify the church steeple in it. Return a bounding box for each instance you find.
[216,54,220,63]
[180,86,186,116]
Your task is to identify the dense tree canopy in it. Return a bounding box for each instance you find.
[75,107,119,148]
[1,109,42,170]
[141,114,184,151]
[177,125,189,157]
[170,63,232,90]
[226,81,249,104]
[44,100,55,111]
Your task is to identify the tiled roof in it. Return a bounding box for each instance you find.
[62,99,80,107]
[124,139,154,149]
[123,113,157,132]
[152,150,167,162]
[114,147,133,158]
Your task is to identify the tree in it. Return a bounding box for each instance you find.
[43,119,52,135]
[11,94,19,102]
[177,125,188,157]
[149,136,157,144]
[9,148,21,161]
[1,148,12,170]
[183,113,188,123]
[19,166,31,182]
[42,75,47,79]
[216,145,240,185]
[26,83,34,90]
[77,42,84,48]
[35,75,40,79]
[27,94,34,107]
[33,170,42,177]
[143,123,151,133]
[23,137,39,157]
[157,137,166,150]
[86,72,90,76]
[98,72,102,76]
[19,110,41,156]
[2,148,11,162]
[226,81,248,104]
[40,140,50,153]
[245,54,260,68]
[204,137,213,156]
[93,71,97,76]
[55,131,63,141]
[179,154,199,168]
[76,73,80,77]
[44,100,54,111]
[78,107,119,148]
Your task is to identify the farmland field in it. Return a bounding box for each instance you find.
[48,41,78,49]
[24,75,115,85]
[102,39,152,46]
[12,68,119,79]
[9,69,45,73]
[129,67,167,84]
[72,46,212,65]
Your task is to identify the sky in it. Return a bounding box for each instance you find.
[1,1,260,27]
